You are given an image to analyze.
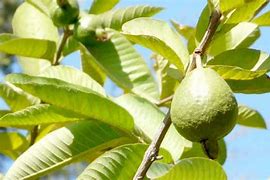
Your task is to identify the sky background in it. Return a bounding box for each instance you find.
[1,0,270,179]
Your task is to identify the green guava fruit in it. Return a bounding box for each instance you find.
[171,67,238,143]
[49,0,79,27]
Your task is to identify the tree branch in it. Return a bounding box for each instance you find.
[133,8,222,180]
[156,95,173,106]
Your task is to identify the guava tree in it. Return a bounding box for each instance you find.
[0,0,269,179]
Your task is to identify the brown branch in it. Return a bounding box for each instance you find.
[133,111,172,180]
[133,8,222,180]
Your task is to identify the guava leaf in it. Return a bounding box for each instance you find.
[4,121,134,179]
[89,0,119,14]
[207,48,270,71]
[171,20,195,40]
[195,6,210,43]
[77,144,172,180]
[157,157,227,180]
[0,34,56,61]
[252,11,270,26]
[227,75,270,94]
[26,0,53,16]
[219,0,246,12]
[115,94,191,161]
[12,2,59,75]
[208,22,258,56]
[5,74,134,132]
[122,18,189,73]
[209,65,267,80]
[39,65,106,96]
[146,162,173,179]
[225,0,267,24]
[88,29,160,103]
[0,104,84,128]
[237,105,267,129]
[0,83,40,112]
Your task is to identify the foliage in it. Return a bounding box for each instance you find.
[0,0,268,179]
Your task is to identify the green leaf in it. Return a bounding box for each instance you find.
[158,157,227,180]
[237,105,267,129]
[227,75,270,94]
[195,6,210,43]
[39,65,106,96]
[219,0,245,12]
[0,83,40,112]
[225,0,267,24]
[12,2,59,75]
[80,44,106,85]
[207,48,270,71]
[171,20,195,40]
[122,18,189,73]
[208,22,258,56]
[5,121,134,179]
[77,144,172,180]
[5,74,134,132]
[181,139,227,165]
[237,27,260,49]
[0,132,29,160]
[26,0,52,16]
[209,65,267,80]
[89,0,119,14]
[0,34,56,61]
[0,104,84,128]
[252,11,270,26]
[115,94,191,161]
[147,162,173,179]
[0,110,10,117]
[62,36,80,56]
[88,29,160,103]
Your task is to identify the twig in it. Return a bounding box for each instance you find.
[53,26,73,65]
[133,8,222,180]
[156,95,173,106]
[30,125,39,146]
[133,111,172,180]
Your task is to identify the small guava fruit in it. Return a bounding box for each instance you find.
[49,0,79,27]
[171,67,238,158]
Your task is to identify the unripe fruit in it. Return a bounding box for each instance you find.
[49,0,79,27]
[171,68,238,143]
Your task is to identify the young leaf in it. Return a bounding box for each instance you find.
[237,105,267,129]
[12,2,59,75]
[115,94,192,161]
[252,11,270,26]
[227,75,270,94]
[208,22,258,56]
[39,65,106,96]
[79,44,106,85]
[77,144,172,180]
[225,0,267,24]
[89,0,119,14]
[5,74,134,132]
[4,121,134,179]
[122,18,189,73]
[207,48,270,71]
[158,157,227,180]
[0,34,56,61]
[88,29,160,103]
[0,83,40,112]
[0,104,84,128]
[209,65,267,80]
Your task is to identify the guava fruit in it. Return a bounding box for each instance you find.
[171,67,238,143]
[49,0,79,27]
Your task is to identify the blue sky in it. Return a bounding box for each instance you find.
[1,0,270,179]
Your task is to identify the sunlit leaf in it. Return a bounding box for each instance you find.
[88,29,160,103]
[171,20,195,40]
[252,10,270,26]
[195,6,210,43]
[5,74,134,132]
[237,105,267,129]
[147,162,173,179]
[122,18,189,72]
[0,34,56,61]
[220,0,245,12]
[5,121,134,179]
[115,94,191,161]
[77,144,172,180]
[89,0,119,14]
[12,2,59,75]
[158,157,227,180]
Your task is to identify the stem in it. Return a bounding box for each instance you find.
[133,111,172,180]
[133,8,222,180]
[30,125,39,146]
[156,95,173,106]
[53,26,73,65]
[57,0,69,7]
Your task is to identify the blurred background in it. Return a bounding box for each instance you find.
[0,0,270,179]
